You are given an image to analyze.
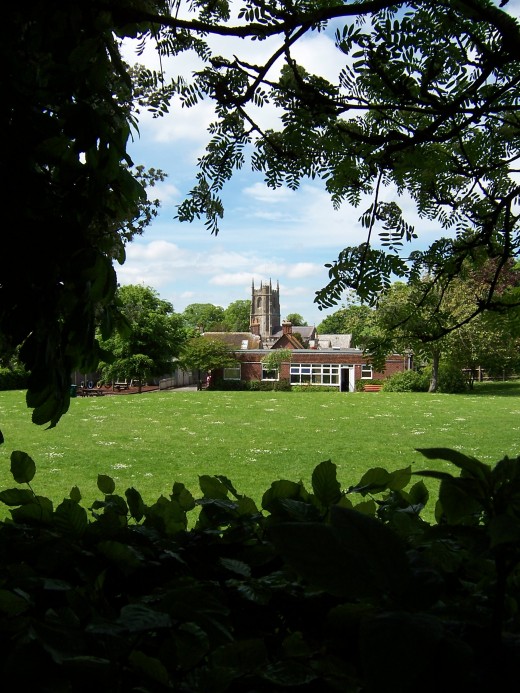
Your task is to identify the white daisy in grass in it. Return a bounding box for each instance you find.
[97,441,117,446]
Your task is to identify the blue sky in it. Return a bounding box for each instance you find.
[118,3,519,327]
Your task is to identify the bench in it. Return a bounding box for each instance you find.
[363,384,382,392]
[82,388,104,396]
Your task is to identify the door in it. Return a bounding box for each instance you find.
[340,367,350,392]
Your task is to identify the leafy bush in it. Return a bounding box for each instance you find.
[382,370,429,392]
[0,447,519,690]
[291,385,339,392]
[355,378,383,391]
[245,378,291,391]
[421,363,469,393]
[0,365,28,390]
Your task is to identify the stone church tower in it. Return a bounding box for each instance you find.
[250,279,281,343]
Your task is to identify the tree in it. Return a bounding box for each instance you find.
[179,336,238,389]
[182,303,226,332]
[441,261,520,382]
[3,1,520,429]
[317,304,374,343]
[261,348,292,379]
[285,313,307,326]
[357,258,520,391]
[99,285,186,393]
[168,1,520,319]
[223,300,251,331]
[1,1,168,431]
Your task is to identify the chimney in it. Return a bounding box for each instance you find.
[282,320,292,335]
[250,320,260,336]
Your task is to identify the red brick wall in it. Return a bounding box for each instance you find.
[217,351,409,383]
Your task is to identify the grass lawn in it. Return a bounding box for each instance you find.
[1,382,519,523]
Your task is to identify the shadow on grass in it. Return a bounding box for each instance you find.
[470,380,520,397]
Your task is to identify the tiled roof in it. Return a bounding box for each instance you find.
[203,332,262,349]
[316,334,353,349]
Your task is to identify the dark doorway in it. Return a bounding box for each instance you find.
[340,368,350,392]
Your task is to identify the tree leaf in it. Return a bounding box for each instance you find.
[10,450,36,484]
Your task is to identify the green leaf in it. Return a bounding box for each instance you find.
[10,450,36,483]
[97,474,116,495]
[437,477,483,525]
[53,499,88,538]
[416,448,491,483]
[69,485,82,503]
[145,496,187,536]
[10,497,53,524]
[311,459,342,506]
[262,480,306,511]
[126,486,146,521]
[387,466,412,491]
[0,488,36,506]
[171,482,196,510]
[199,474,228,499]
[270,505,412,600]
[97,541,145,574]
[350,467,391,495]
[128,650,171,686]
[118,604,172,632]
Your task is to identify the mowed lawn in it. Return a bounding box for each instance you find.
[0,383,519,522]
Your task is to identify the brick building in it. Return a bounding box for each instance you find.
[204,279,411,391]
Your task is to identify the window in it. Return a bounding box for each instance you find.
[290,363,341,386]
[262,367,279,381]
[223,367,241,380]
[361,364,373,379]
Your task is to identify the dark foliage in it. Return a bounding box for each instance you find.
[1,449,519,691]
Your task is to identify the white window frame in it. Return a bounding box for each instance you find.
[290,363,341,386]
[262,366,279,381]
[361,364,373,379]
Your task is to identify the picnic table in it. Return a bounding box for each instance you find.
[81,387,104,397]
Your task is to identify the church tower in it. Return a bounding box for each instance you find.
[250,279,281,342]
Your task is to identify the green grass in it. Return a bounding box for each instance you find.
[1,382,519,522]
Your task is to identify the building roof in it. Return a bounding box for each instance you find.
[203,332,262,349]
[271,325,316,340]
[270,333,305,349]
[316,334,353,349]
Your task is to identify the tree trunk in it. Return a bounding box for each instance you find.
[429,351,440,392]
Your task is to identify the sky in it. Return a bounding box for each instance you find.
[117,2,519,327]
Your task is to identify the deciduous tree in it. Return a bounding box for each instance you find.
[99,285,186,392]
[3,0,520,429]
[285,313,307,326]
[179,336,238,389]
[182,303,226,332]
[223,300,252,331]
